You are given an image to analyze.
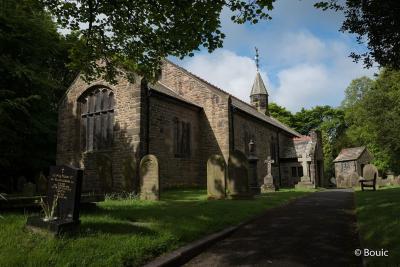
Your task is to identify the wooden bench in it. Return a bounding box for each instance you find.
[359,177,377,191]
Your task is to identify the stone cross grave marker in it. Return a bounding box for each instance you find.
[140,154,160,200]
[296,153,314,189]
[298,152,311,180]
[261,156,278,192]
[207,154,226,199]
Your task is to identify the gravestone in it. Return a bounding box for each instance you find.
[207,154,226,199]
[261,156,278,192]
[295,175,314,189]
[296,153,314,189]
[227,150,251,199]
[363,164,378,180]
[247,140,260,194]
[26,165,83,235]
[140,154,160,200]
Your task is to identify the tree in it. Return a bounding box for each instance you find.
[341,76,374,109]
[341,70,400,173]
[291,106,347,177]
[362,69,400,172]
[315,0,400,69]
[0,0,77,189]
[40,0,276,83]
[268,102,294,127]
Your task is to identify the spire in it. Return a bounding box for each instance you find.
[250,72,268,96]
[250,47,269,115]
[251,47,268,96]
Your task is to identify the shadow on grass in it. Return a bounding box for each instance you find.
[355,186,400,266]
[78,190,308,240]
[80,221,157,236]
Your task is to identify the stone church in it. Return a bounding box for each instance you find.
[56,59,325,194]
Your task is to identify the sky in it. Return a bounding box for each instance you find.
[170,0,378,112]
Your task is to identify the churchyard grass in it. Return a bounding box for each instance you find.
[355,186,400,265]
[0,188,310,267]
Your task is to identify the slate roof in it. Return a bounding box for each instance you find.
[148,82,202,109]
[250,72,268,96]
[231,97,301,137]
[333,147,366,162]
[280,136,313,159]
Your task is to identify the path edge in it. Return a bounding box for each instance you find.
[142,193,311,267]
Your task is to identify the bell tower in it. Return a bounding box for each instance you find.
[250,47,269,115]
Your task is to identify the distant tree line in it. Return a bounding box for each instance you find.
[269,70,400,177]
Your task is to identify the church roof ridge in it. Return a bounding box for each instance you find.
[164,59,300,137]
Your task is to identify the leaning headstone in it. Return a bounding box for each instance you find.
[140,155,160,200]
[26,165,83,235]
[261,156,278,192]
[227,150,251,199]
[363,164,378,180]
[207,154,226,199]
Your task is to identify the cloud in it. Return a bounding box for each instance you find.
[182,50,271,102]
[277,31,327,65]
[172,1,378,113]
[177,31,376,112]
[273,64,331,111]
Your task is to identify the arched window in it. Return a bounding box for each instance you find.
[79,87,114,152]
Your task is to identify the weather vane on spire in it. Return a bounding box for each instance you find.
[255,47,259,71]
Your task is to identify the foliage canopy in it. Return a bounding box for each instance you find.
[41,0,276,83]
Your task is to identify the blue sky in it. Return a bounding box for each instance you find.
[171,0,377,112]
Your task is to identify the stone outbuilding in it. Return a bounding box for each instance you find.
[333,147,373,187]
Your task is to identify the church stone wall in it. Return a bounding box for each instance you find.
[160,61,230,166]
[232,111,279,186]
[148,96,202,188]
[57,75,145,193]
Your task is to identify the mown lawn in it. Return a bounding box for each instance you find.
[0,189,311,267]
[355,186,400,266]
